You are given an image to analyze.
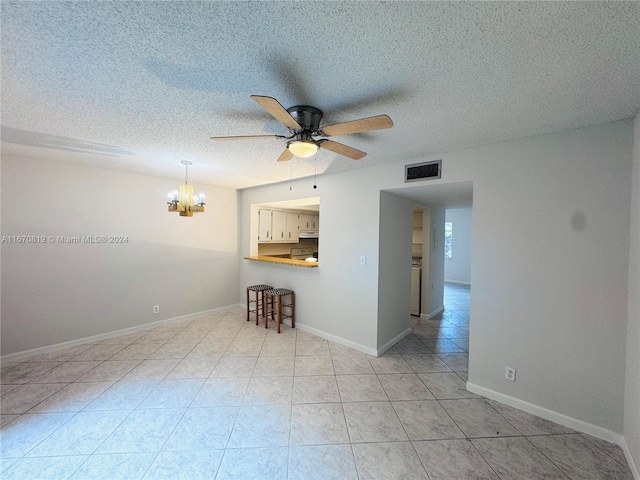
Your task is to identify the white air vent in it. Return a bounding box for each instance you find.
[405,160,442,183]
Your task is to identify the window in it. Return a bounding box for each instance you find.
[444,222,453,258]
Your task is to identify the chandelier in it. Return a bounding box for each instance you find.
[167,161,205,217]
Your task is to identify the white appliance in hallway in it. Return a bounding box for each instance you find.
[411,261,422,316]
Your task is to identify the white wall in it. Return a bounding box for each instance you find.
[464,122,633,436]
[377,191,413,350]
[421,209,431,316]
[424,206,445,318]
[624,114,640,475]
[239,168,382,355]
[1,155,239,356]
[240,120,634,436]
[419,206,446,319]
[445,208,472,285]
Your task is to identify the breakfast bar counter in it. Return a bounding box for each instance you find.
[244,256,318,268]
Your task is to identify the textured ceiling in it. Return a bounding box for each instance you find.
[1,1,638,189]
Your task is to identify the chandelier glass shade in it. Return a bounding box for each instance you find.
[167,161,205,217]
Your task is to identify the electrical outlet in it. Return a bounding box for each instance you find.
[505,366,516,381]
[153,305,160,314]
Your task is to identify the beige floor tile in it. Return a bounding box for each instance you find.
[472,437,568,479]
[378,374,435,401]
[392,400,465,440]
[2,289,634,480]
[528,434,634,479]
[84,380,158,411]
[75,360,141,383]
[289,444,358,480]
[292,375,341,404]
[294,356,334,376]
[336,375,387,402]
[343,401,407,443]
[368,355,413,374]
[331,355,375,375]
[28,381,112,413]
[290,403,350,445]
[351,442,429,479]
[143,450,224,480]
[191,377,249,407]
[216,446,288,480]
[163,407,238,451]
[243,376,293,405]
[414,439,499,480]
[296,340,330,356]
[418,372,479,399]
[227,405,291,448]
[96,408,185,454]
[440,399,520,438]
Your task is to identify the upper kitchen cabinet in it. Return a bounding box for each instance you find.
[298,213,319,233]
[298,213,310,231]
[271,210,287,242]
[250,197,319,257]
[286,212,299,243]
[310,214,319,232]
[258,209,301,243]
[258,209,271,242]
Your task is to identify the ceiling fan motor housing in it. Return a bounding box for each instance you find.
[287,106,323,133]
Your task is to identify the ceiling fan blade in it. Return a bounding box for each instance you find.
[251,95,301,130]
[322,115,393,136]
[277,148,294,162]
[319,140,367,160]
[210,135,283,141]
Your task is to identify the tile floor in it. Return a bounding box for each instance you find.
[0,284,634,479]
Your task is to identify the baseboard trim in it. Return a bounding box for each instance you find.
[621,437,640,480]
[1,304,240,362]
[469,382,640,478]
[444,280,471,286]
[421,305,444,320]
[376,328,412,357]
[294,323,379,356]
[240,302,382,357]
[466,382,623,444]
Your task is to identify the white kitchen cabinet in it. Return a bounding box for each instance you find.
[286,212,299,243]
[258,209,272,242]
[298,213,310,230]
[298,213,319,231]
[310,214,319,232]
[260,208,314,243]
[271,210,287,242]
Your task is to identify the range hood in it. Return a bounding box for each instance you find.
[298,231,318,238]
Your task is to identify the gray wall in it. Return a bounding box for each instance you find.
[377,191,413,350]
[239,167,383,355]
[624,115,640,473]
[1,155,239,356]
[425,206,445,318]
[444,208,472,285]
[240,120,634,439]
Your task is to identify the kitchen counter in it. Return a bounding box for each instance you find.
[244,256,318,268]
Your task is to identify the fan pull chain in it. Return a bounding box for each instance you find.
[289,162,292,191]
[313,157,317,189]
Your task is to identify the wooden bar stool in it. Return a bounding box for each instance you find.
[246,284,273,325]
[265,288,295,334]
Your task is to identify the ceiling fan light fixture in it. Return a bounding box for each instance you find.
[288,140,318,158]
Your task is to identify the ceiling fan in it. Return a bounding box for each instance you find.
[211,95,393,162]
